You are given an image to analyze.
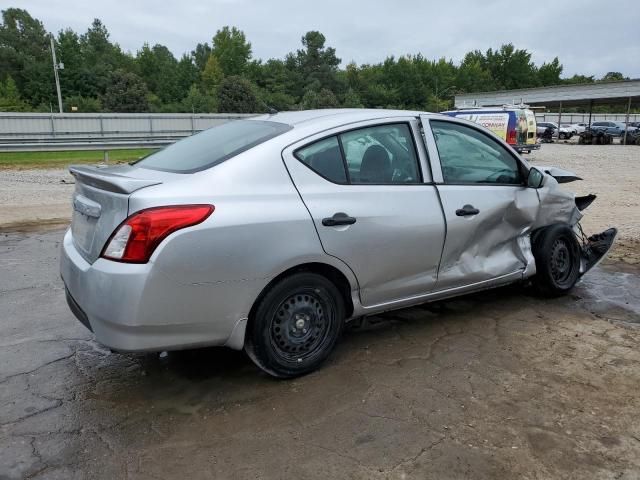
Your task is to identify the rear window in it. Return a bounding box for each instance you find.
[134,120,292,173]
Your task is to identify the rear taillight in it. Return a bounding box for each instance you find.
[102,205,214,263]
[508,129,517,144]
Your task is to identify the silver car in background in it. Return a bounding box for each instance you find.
[61,109,616,378]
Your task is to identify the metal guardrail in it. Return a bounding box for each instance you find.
[1,111,638,152]
[0,113,253,152]
[0,138,179,152]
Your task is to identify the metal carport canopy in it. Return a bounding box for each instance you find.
[454,79,640,108]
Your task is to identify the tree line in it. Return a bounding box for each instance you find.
[0,7,630,114]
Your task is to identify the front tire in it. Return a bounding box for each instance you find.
[532,224,581,297]
[245,272,345,378]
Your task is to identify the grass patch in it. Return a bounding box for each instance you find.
[0,148,158,169]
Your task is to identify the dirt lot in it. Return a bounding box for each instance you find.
[1,143,640,479]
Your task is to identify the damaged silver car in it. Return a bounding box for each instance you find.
[60,109,616,378]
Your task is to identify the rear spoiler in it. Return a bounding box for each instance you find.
[69,165,162,194]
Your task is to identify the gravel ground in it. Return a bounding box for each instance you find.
[0,168,74,228]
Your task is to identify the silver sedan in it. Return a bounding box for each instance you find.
[60,109,616,377]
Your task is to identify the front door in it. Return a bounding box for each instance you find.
[421,116,540,291]
[282,120,446,307]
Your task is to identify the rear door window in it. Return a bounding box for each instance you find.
[294,123,421,185]
[340,124,420,184]
[295,136,347,184]
[134,120,292,173]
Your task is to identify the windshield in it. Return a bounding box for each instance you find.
[134,120,292,173]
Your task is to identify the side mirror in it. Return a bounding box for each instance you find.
[527,167,545,189]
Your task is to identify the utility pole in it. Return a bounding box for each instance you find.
[50,35,64,113]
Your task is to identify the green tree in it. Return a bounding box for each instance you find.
[287,31,341,98]
[211,26,252,76]
[358,66,398,108]
[456,52,494,93]
[537,57,563,86]
[102,69,149,112]
[341,88,363,108]
[56,29,87,97]
[176,54,199,95]
[246,58,297,111]
[79,19,131,96]
[0,8,52,107]
[484,44,539,90]
[192,42,211,71]
[201,54,224,94]
[600,72,626,82]
[0,75,30,111]
[563,74,595,85]
[63,94,101,112]
[180,84,216,112]
[136,43,181,103]
[216,75,258,113]
[300,87,338,109]
[0,7,633,113]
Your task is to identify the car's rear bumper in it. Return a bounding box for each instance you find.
[514,144,540,152]
[60,229,250,352]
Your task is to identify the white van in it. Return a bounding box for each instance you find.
[442,106,539,153]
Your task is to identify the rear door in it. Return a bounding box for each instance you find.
[282,118,445,307]
[524,110,537,145]
[420,115,540,291]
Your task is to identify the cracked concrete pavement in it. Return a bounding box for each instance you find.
[1,228,640,479]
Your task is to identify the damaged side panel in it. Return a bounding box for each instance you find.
[530,173,616,275]
[531,175,583,230]
[434,185,541,291]
[433,173,604,292]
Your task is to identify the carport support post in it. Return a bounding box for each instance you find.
[557,102,563,140]
[623,96,631,145]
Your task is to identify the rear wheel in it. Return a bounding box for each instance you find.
[245,272,345,378]
[532,224,581,297]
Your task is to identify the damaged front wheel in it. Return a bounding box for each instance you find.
[532,224,581,297]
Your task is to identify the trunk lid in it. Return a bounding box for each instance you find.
[69,165,163,263]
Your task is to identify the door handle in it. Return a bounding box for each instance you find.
[456,205,480,217]
[322,212,357,227]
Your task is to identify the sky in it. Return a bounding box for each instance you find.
[12,0,640,78]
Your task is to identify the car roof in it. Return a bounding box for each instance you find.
[253,108,432,129]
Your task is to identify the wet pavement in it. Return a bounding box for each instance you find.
[1,228,640,479]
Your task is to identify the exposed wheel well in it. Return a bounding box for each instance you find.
[248,263,355,329]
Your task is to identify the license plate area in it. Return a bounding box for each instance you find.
[71,209,97,256]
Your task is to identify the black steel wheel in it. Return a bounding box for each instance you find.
[245,272,345,378]
[548,238,574,285]
[532,224,581,296]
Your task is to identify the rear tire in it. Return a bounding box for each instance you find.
[532,224,581,297]
[245,272,345,378]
